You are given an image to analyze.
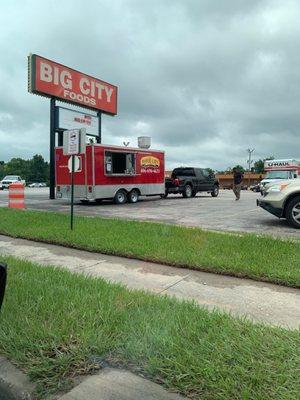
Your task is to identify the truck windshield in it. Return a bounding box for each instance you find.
[266,171,290,179]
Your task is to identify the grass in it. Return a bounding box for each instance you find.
[0,208,299,287]
[0,256,299,399]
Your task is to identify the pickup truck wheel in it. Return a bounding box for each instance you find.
[211,185,219,197]
[286,196,300,228]
[183,184,192,198]
[114,190,127,205]
[128,189,139,203]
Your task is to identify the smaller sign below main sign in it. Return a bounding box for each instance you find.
[64,129,80,155]
[68,155,81,173]
[58,107,98,136]
[63,128,86,155]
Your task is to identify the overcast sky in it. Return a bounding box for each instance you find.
[0,0,299,170]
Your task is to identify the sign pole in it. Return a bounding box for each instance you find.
[63,129,85,230]
[49,98,56,199]
[97,111,102,143]
[70,155,75,230]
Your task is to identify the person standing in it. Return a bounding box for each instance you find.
[232,168,244,200]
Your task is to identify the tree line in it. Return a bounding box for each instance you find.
[0,155,49,184]
[218,157,275,174]
[0,154,274,183]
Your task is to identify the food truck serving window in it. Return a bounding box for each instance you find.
[105,151,136,175]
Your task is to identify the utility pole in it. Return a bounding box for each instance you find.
[246,148,255,188]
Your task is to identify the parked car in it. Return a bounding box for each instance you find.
[163,167,219,198]
[0,175,26,190]
[257,180,300,228]
[28,182,47,188]
[250,183,261,192]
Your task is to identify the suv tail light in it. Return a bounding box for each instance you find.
[173,178,180,186]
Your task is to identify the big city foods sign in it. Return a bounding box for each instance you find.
[28,54,117,115]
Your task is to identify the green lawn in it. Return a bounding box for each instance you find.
[0,208,299,286]
[0,256,299,399]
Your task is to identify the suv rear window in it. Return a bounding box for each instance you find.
[201,169,210,178]
[172,168,195,177]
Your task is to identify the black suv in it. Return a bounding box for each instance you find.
[164,167,219,198]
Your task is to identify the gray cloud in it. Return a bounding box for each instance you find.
[0,0,299,169]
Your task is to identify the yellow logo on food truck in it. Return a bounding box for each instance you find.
[141,156,160,168]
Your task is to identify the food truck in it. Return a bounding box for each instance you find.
[55,143,165,204]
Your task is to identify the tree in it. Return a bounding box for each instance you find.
[253,160,264,174]
[28,155,49,183]
[253,156,275,174]
[0,161,4,180]
[232,165,245,173]
[1,155,49,183]
[4,158,30,179]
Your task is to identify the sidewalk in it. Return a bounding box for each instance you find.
[0,234,299,329]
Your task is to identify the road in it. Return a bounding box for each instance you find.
[0,187,299,238]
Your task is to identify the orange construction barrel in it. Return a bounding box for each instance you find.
[8,182,25,209]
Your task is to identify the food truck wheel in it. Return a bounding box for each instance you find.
[128,189,139,203]
[114,190,127,204]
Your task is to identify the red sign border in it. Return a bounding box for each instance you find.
[28,54,118,115]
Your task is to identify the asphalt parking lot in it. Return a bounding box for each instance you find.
[0,188,299,239]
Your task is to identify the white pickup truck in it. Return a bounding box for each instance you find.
[0,175,26,190]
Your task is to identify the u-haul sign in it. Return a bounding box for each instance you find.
[28,54,117,115]
[264,159,299,170]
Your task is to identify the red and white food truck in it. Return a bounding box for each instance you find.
[55,144,165,203]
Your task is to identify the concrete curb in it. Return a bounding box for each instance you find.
[0,359,187,400]
[58,368,186,400]
[0,357,34,400]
